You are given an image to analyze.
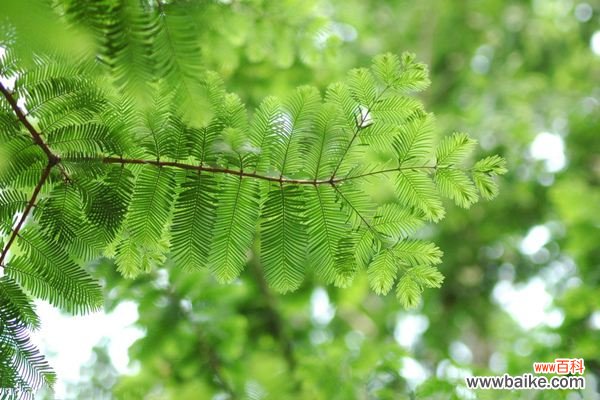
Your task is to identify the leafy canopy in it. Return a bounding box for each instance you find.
[0,2,506,397]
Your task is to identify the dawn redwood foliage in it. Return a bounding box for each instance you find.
[0,1,505,397]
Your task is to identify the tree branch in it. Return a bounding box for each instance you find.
[0,163,53,268]
[64,156,438,186]
[85,156,336,185]
[340,165,438,182]
[0,82,57,163]
[0,82,70,180]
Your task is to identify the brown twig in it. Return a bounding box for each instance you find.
[0,83,56,162]
[64,156,439,186]
[0,82,70,180]
[97,157,336,185]
[0,163,53,268]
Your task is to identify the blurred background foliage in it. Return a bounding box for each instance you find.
[5,0,599,398]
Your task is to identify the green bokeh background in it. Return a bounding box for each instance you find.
[5,0,598,398]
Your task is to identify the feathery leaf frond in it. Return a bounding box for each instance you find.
[471,155,507,200]
[367,249,398,295]
[305,186,356,286]
[435,132,477,166]
[208,175,259,283]
[434,168,479,209]
[170,173,218,271]
[260,184,307,293]
[0,38,507,395]
[271,86,320,177]
[372,52,431,93]
[0,287,55,397]
[392,240,443,266]
[396,170,445,222]
[7,229,103,314]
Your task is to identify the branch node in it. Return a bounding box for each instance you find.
[49,154,61,166]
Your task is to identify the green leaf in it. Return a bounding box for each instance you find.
[370,95,422,126]
[260,184,307,293]
[0,308,55,394]
[114,234,145,279]
[303,103,346,179]
[472,171,500,200]
[471,155,507,200]
[371,203,425,239]
[7,229,103,315]
[305,186,356,286]
[152,3,209,126]
[392,240,443,266]
[367,249,398,295]
[85,166,134,243]
[0,277,51,393]
[395,264,444,308]
[334,182,375,230]
[248,96,283,172]
[0,276,40,330]
[372,52,430,92]
[0,189,28,232]
[115,236,167,279]
[357,94,424,152]
[112,166,175,277]
[46,123,118,156]
[214,94,248,138]
[270,86,321,176]
[325,82,360,133]
[393,112,435,165]
[171,173,218,270]
[353,206,411,270]
[122,166,176,246]
[142,90,190,160]
[355,230,377,269]
[435,132,477,166]
[396,169,445,221]
[37,182,102,259]
[434,168,479,208]
[371,53,403,88]
[473,155,508,175]
[410,265,445,289]
[208,175,260,283]
[0,136,47,188]
[396,272,422,309]
[347,68,377,105]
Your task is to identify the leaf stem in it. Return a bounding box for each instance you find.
[66,156,438,186]
[331,183,375,232]
[95,157,337,184]
[339,165,437,182]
